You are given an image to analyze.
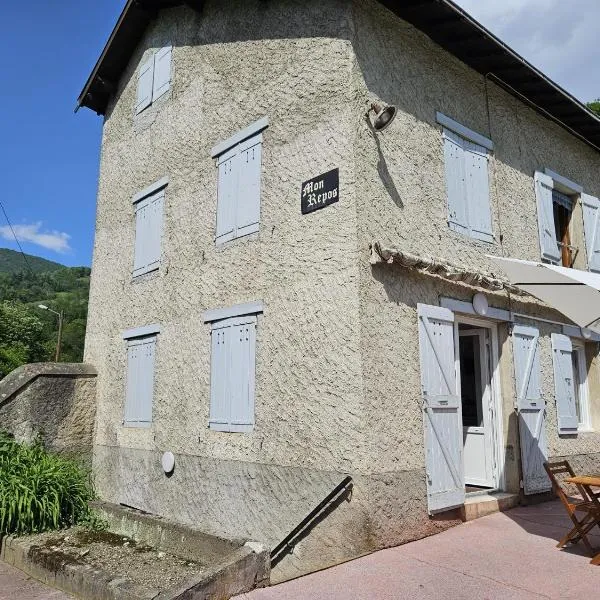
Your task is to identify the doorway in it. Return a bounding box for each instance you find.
[456,320,500,491]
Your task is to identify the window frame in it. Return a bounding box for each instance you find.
[132,177,168,278]
[122,324,161,429]
[203,302,263,434]
[437,112,494,244]
[571,340,592,432]
[211,118,268,246]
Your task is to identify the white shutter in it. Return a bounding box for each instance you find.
[582,193,600,273]
[216,147,238,244]
[236,136,262,238]
[417,304,465,514]
[136,56,154,114]
[125,336,156,426]
[133,201,149,275]
[209,323,231,430]
[551,333,578,434]
[146,191,164,271]
[152,46,172,102]
[512,324,550,494]
[463,139,493,243]
[228,316,256,432]
[534,172,560,263]
[443,130,469,236]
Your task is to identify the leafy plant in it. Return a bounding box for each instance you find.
[0,432,97,536]
[588,100,600,116]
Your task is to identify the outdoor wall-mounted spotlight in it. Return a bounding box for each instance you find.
[368,102,398,132]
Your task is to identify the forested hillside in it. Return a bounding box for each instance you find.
[0,248,90,379]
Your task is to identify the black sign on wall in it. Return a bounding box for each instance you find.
[301,168,340,215]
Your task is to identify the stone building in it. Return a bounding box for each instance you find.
[77,0,600,582]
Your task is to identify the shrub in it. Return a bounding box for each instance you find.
[0,432,97,535]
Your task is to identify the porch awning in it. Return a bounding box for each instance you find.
[490,256,600,333]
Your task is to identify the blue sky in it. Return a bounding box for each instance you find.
[0,1,597,268]
[0,1,123,267]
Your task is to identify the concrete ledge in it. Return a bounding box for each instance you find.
[461,493,520,522]
[0,363,97,407]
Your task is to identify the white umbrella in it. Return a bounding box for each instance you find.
[489,256,600,333]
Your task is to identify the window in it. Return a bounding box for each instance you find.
[136,46,172,114]
[203,302,263,433]
[534,170,584,267]
[122,325,160,428]
[571,342,591,431]
[133,177,167,277]
[210,117,268,245]
[437,113,494,243]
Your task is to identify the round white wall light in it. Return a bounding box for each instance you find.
[472,293,489,316]
[161,451,175,474]
[582,328,593,340]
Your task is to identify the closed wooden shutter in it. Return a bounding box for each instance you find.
[216,147,238,244]
[551,333,578,434]
[136,56,154,114]
[152,46,172,102]
[133,190,164,277]
[417,304,465,514]
[236,136,262,238]
[443,130,469,236]
[512,324,550,494]
[125,336,156,426]
[534,172,561,263]
[209,316,256,433]
[463,139,493,243]
[582,193,600,273]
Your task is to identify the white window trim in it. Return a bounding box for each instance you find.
[132,176,169,204]
[203,301,264,323]
[440,297,510,322]
[436,112,493,151]
[571,340,592,432]
[544,169,583,196]
[123,324,161,340]
[211,117,269,158]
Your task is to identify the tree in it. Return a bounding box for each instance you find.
[588,100,600,116]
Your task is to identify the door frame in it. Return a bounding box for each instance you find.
[454,315,506,492]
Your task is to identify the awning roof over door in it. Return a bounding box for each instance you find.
[490,257,600,333]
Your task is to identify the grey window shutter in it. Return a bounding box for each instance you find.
[417,304,465,514]
[152,46,172,102]
[146,191,164,272]
[136,56,154,114]
[551,333,578,434]
[534,171,560,263]
[228,316,256,432]
[125,337,156,425]
[235,136,262,238]
[582,193,600,273]
[216,148,238,244]
[463,139,493,243]
[209,322,231,431]
[443,130,469,236]
[512,324,551,494]
[133,201,149,275]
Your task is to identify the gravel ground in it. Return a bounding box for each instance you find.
[26,527,206,593]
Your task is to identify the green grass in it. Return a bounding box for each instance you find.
[0,432,98,535]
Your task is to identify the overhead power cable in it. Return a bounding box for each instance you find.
[0,199,33,274]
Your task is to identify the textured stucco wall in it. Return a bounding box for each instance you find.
[85,0,600,581]
[0,363,97,463]
[351,0,600,515]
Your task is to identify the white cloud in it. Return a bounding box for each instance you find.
[453,0,600,102]
[0,222,72,254]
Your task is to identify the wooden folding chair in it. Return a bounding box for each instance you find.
[544,461,600,557]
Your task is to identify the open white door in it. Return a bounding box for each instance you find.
[512,324,551,495]
[418,304,465,513]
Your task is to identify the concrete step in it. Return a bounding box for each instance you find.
[461,492,519,522]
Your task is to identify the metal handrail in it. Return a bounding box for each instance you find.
[270,476,353,566]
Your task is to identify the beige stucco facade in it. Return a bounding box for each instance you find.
[84,0,600,580]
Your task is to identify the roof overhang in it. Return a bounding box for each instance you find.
[77,0,600,153]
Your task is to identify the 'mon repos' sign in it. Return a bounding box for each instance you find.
[301,169,339,215]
